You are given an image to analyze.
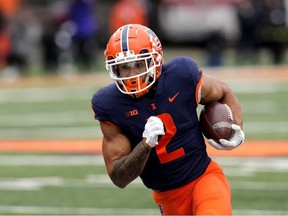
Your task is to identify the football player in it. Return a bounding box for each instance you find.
[91,24,245,215]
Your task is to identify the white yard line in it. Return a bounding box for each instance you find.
[0,175,144,191]
[231,181,288,191]
[1,122,287,139]
[216,157,288,171]
[0,100,280,127]
[0,111,93,126]
[0,155,105,166]
[0,171,287,190]
[0,176,287,191]
[0,205,159,215]
[0,126,101,139]
[0,86,95,103]
[233,209,288,215]
[1,155,288,169]
[227,81,288,93]
[0,205,287,215]
[244,122,288,133]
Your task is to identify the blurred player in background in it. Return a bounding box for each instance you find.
[91,24,245,215]
[68,0,98,70]
[108,0,148,35]
[0,10,11,69]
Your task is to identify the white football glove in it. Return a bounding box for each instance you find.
[142,116,165,148]
[207,124,245,150]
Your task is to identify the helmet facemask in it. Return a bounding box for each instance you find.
[106,51,162,98]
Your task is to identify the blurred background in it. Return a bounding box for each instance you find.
[0,0,288,215]
[0,0,287,78]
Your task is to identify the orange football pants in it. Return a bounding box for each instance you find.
[152,160,232,215]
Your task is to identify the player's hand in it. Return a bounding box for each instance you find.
[142,116,165,148]
[207,124,245,150]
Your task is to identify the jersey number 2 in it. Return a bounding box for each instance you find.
[156,113,185,164]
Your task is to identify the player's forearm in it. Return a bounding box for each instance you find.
[220,89,243,128]
[110,140,151,188]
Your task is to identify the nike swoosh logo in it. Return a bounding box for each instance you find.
[168,92,180,102]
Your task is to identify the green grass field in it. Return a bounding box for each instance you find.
[0,155,287,215]
[0,67,288,215]
[1,74,288,140]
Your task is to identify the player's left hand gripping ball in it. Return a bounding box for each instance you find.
[143,116,165,148]
[208,124,245,150]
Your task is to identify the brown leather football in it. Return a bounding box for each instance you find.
[199,102,234,144]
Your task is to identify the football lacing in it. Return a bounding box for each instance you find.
[224,104,234,122]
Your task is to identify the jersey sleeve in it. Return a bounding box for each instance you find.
[91,91,106,122]
[91,88,113,123]
[182,57,202,86]
[171,57,203,104]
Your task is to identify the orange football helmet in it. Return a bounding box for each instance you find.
[104,24,163,98]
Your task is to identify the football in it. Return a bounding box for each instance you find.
[199,102,234,143]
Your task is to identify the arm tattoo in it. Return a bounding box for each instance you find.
[110,140,151,188]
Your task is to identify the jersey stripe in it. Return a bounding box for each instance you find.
[195,75,202,105]
[120,24,129,52]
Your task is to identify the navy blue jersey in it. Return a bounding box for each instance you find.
[91,57,211,191]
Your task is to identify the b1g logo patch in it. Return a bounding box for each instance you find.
[125,109,139,118]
